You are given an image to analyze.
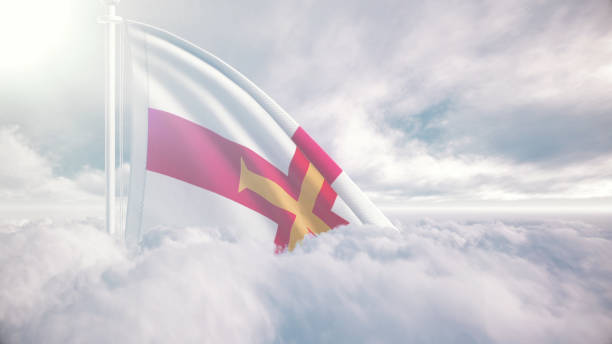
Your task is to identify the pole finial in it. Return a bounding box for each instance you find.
[98,0,122,23]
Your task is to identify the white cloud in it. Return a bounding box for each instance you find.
[0,126,103,215]
[1,216,611,343]
[248,0,612,206]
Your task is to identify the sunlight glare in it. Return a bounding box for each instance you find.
[1,0,71,73]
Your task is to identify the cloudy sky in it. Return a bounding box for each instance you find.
[1,0,611,213]
[1,0,612,343]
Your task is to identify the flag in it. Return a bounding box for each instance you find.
[122,21,392,251]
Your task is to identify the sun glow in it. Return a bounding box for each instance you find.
[1,0,71,73]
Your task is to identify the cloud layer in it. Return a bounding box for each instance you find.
[1,215,611,343]
[0,126,103,217]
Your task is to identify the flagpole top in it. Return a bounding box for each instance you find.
[98,0,122,23]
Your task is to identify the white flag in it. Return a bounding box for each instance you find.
[122,21,392,251]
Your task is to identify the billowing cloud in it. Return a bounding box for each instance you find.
[0,126,103,216]
[1,216,611,343]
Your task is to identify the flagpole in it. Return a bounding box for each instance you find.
[99,0,122,236]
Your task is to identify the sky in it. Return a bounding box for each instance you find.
[1,0,612,343]
[1,0,611,213]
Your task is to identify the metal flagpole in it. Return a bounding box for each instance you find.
[99,0,122,236]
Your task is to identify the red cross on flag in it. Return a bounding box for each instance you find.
[121,22,393,251]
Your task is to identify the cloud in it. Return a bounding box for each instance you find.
[0,126,103,214]
[264,0,612,205]
[1,215,611,343]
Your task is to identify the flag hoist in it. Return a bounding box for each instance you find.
[99,2,393,251]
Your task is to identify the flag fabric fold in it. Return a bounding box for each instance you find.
[123,21,392,251]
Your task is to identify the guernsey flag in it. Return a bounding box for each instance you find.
[122,22,392,251]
